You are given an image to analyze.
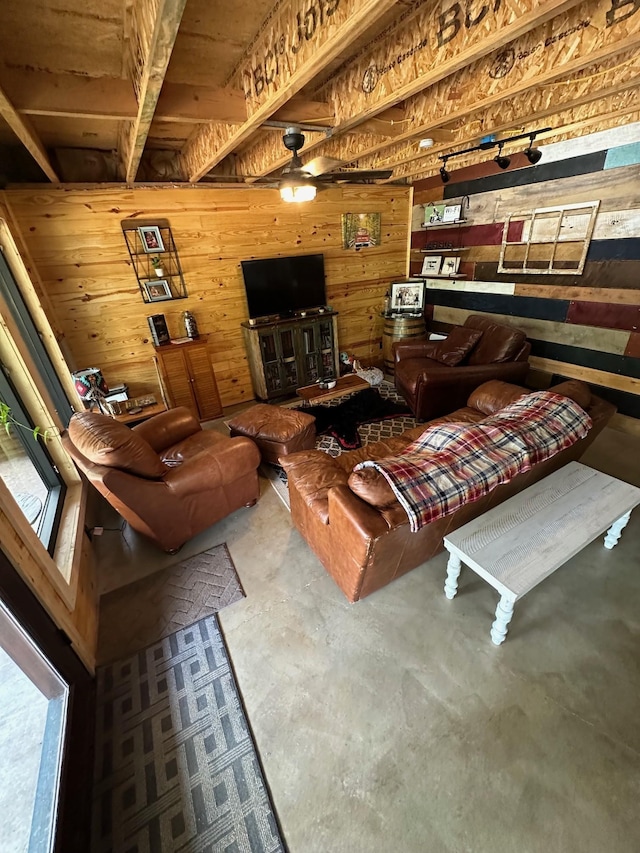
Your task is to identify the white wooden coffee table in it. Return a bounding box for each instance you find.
[443,462,640,645]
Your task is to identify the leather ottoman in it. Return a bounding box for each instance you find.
[228,404,316,465]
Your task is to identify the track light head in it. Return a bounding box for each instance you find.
[494,143,510,170]
[524,146,542,164]
[439,164,450,183]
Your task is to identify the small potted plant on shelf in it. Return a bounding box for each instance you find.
[151,256,165,276]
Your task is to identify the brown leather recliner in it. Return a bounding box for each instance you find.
[394,314,531,421]
[62,407,261,552]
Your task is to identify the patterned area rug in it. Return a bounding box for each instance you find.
[92,615,285,852]
[265,380,418,510]
[97,545,244,666]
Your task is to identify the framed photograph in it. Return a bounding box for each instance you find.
[420,255,442,276]
[441,256,461,275]
[138,225,165,253]
[423,203,446,225]
[442,204,462,223]
[390,280,424,312]
[143,279,172,301]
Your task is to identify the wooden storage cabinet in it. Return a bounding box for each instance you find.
[155,336,222,421]
[242,313,339,400]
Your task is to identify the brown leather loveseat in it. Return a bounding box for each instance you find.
[394,314,531,421]
[280,380,616,603]
[63,407,261,552]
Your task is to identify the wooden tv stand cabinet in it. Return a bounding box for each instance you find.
[241,311,339,401]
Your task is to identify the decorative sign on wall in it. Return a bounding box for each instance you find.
[423,202,446,225]
[342,212,381,250]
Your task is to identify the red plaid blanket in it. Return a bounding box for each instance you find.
[354,391,592,532]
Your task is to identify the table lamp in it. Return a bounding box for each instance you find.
[72,368,109,413]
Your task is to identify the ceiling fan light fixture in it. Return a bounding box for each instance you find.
[280,182,317,203]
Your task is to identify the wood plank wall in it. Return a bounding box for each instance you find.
[411,141,640,434]
[3,185,411,407]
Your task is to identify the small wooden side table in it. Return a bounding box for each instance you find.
[112,402,167,425]
[296,374,369,404]
[443,462,640,645]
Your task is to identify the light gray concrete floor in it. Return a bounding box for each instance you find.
[93,425,640,853]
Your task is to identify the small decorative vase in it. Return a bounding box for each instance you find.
[154,267,164,277]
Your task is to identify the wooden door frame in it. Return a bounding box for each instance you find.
[0,548,94,853]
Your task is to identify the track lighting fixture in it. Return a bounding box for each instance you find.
[524,134,542,164]
[494,143,511,170]
[438,127,551,179]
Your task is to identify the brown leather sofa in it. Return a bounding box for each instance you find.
[280,380,616,603]
[62,407,261,552]
[394,314,531,421]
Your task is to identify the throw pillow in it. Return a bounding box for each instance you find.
[348,467,398,509]
[433,326,483,366]
[69,412,168,479]
[549,379,591,410]
[466,321,525,365]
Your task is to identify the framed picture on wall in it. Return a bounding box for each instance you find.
[420,256,442,276]
[390,280,425,313]
[423,203,446,225]
[143,279,172,301]
[441,256,461,276]
[138,226,165,253]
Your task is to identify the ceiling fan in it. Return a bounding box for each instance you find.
[274,126,393,202]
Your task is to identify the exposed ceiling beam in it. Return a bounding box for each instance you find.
[119,0,188,182]
[377,50,640,180]
[180,0,399,183]
[0,83,59,182]
[232,0,583,179]
[408,99,640,182]
[0,68,334,127]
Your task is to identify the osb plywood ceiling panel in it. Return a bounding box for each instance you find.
[0,0,639,185]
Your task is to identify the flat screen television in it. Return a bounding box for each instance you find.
[241,253,326,319]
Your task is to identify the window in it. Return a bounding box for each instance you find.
[0,369,65,552]
[0,245,75,558]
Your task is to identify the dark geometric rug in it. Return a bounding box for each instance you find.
[300,386,411,449]
[264,381,419,510]
[92,614,285,852]
[97,544,244,666]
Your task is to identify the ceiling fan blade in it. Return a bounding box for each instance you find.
[316,169,393,182]
[304,156,343,176]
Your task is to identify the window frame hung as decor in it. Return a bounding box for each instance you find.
[498,200,600,276]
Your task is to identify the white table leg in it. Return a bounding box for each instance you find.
[491,594,516,645]
[444,550,462,600]
[604,511,631,550]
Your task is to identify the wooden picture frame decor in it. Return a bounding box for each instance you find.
[498,201,600,275]
[143,280,172,301]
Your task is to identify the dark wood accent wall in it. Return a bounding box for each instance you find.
[411,141,640,433]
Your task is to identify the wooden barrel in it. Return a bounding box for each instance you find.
[382,315,426,374]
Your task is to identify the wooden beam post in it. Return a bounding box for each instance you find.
[120,0,188,183]
[0,84,59,182]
